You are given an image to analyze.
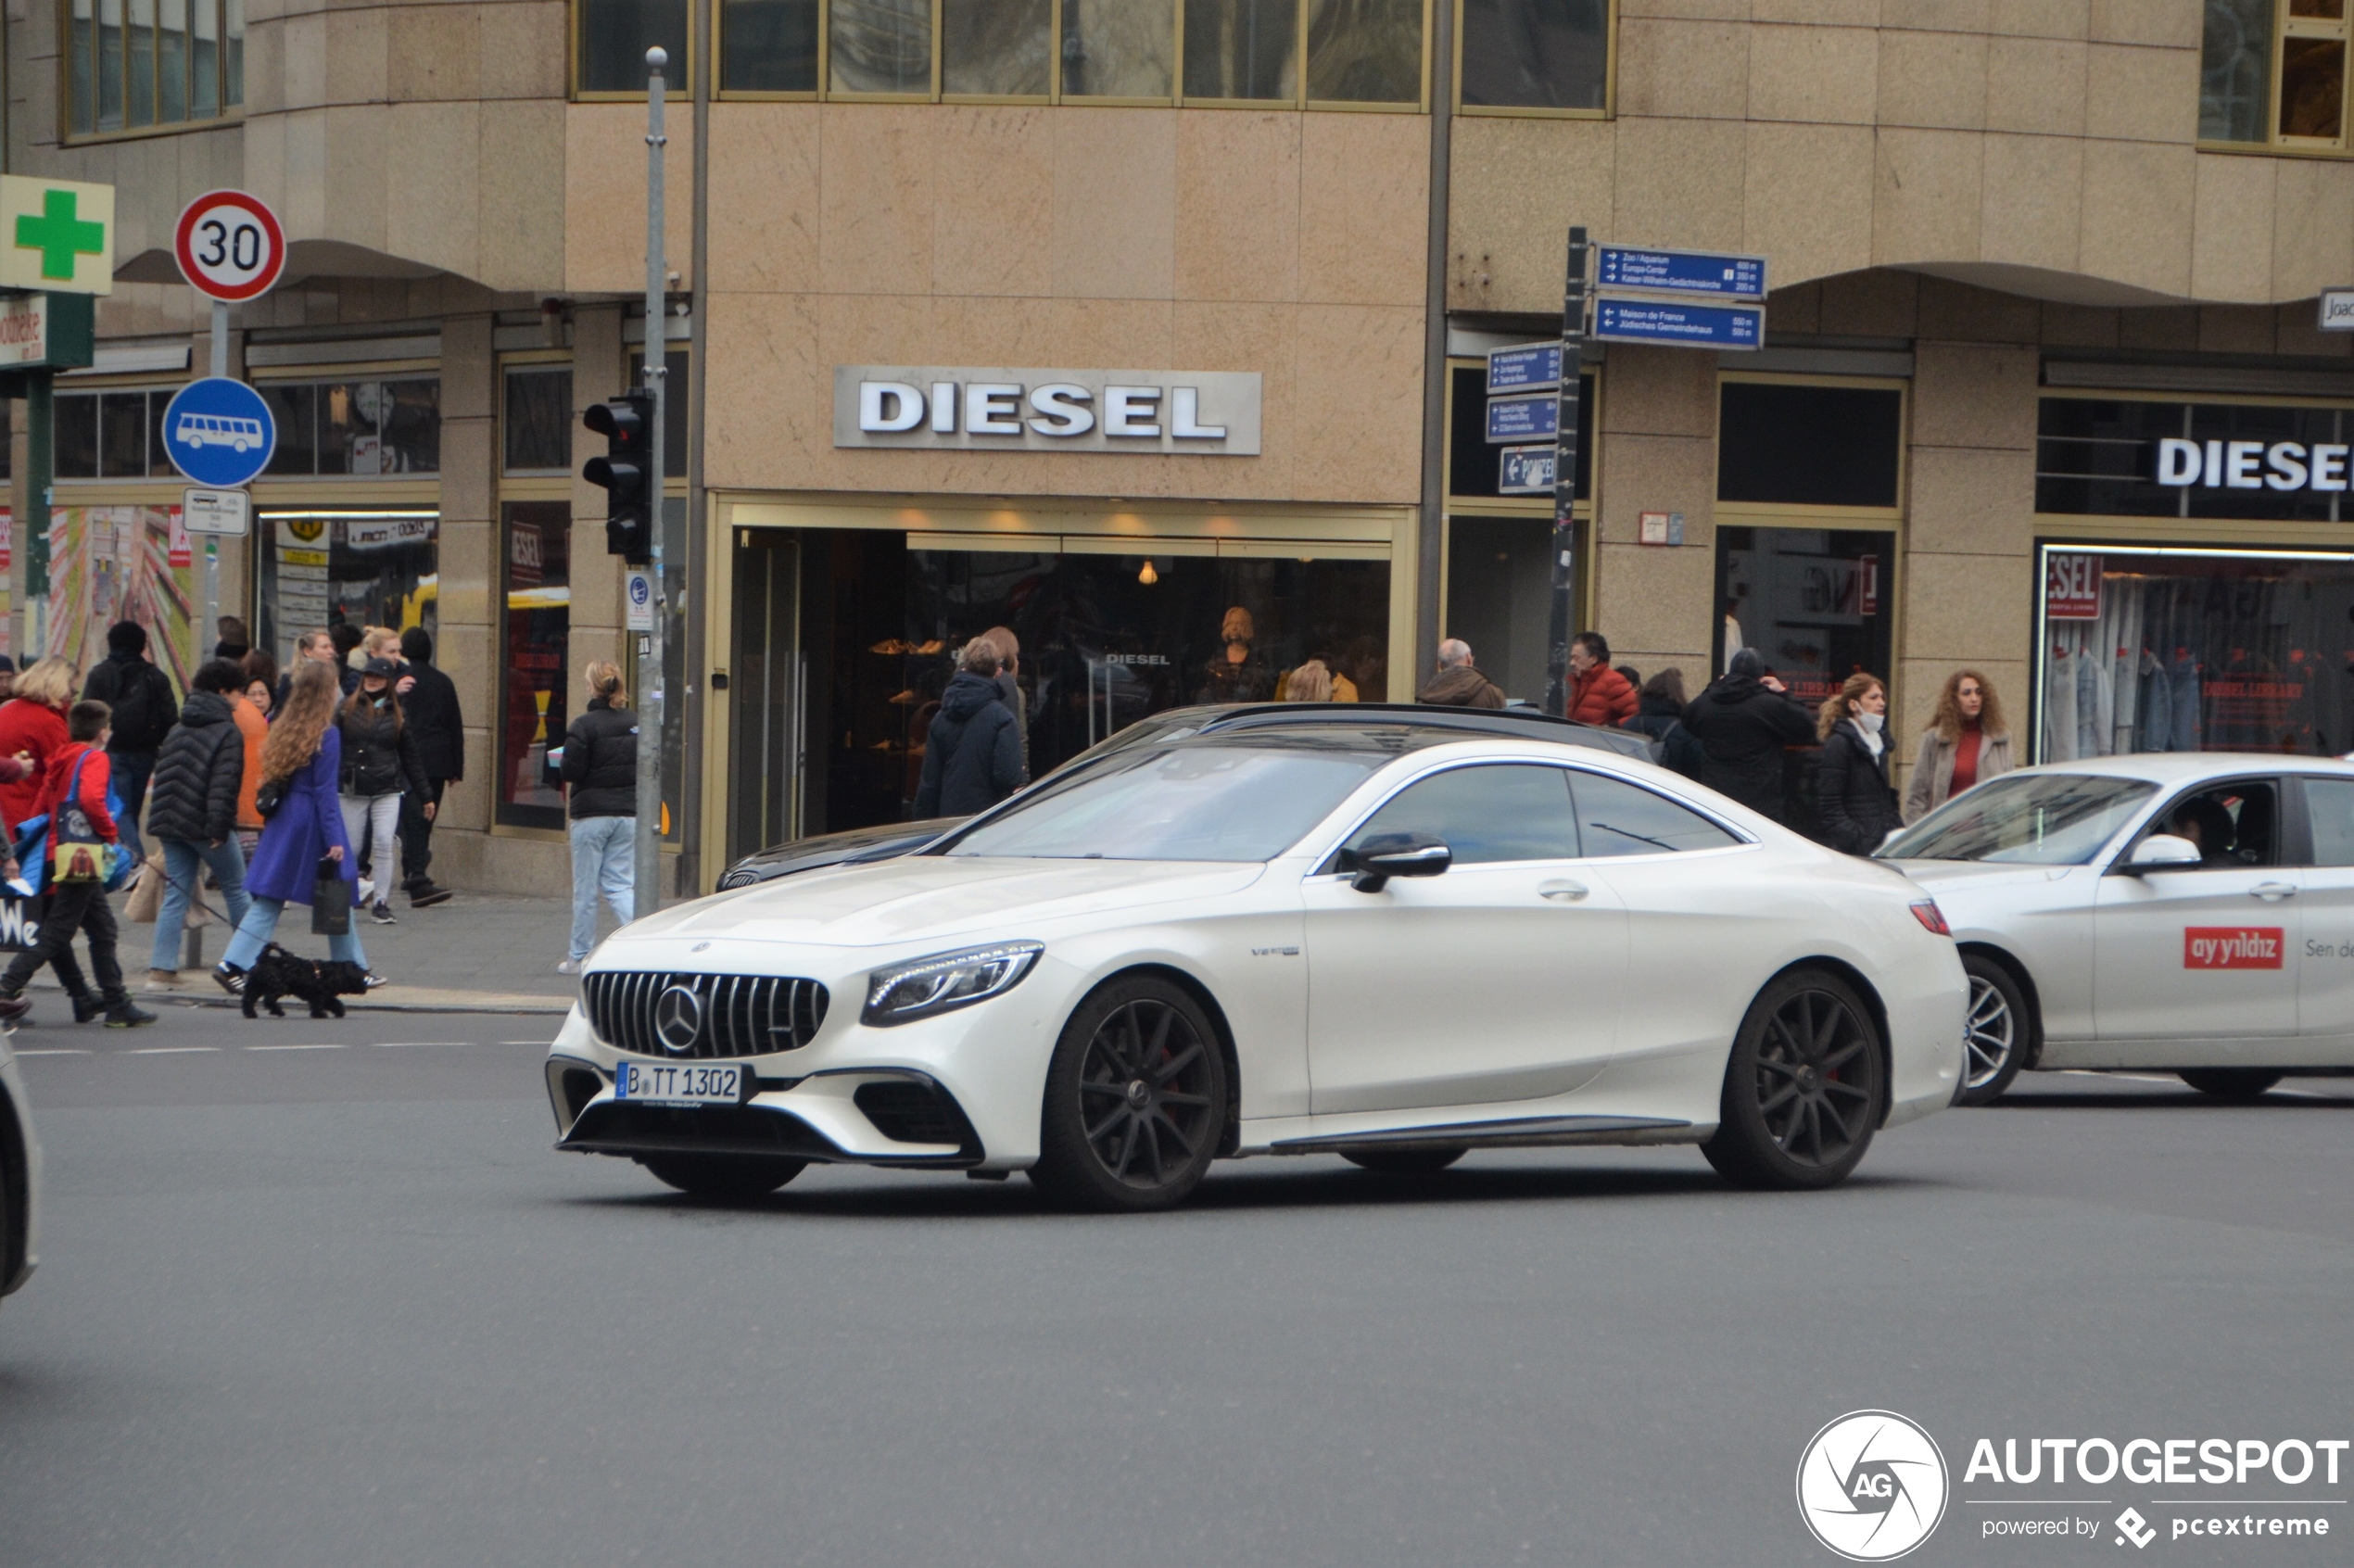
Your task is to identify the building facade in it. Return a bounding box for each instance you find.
[2,0,2349,886]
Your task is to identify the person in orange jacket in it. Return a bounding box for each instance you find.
[0,700,154,1026]
[1567,631,1639,727]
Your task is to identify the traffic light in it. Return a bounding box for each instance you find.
[583,390,654,563]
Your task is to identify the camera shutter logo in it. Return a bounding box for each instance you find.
[653,985,703,1055]
[1796,1410,1949,1562]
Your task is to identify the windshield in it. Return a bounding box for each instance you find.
[1878,773,2158,866]
[945,743,1384,862]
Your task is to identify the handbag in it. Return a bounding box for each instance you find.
[311,856,352,935]
[254,777,285,819]
[51,752,127,888]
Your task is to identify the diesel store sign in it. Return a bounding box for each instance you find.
[833,366,1261,454]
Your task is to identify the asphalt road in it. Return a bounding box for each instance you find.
[2,1008,2350,1567]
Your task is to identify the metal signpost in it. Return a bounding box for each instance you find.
[636,47,669,923]
[1542,227,1588,719]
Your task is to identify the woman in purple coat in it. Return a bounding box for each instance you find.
[212,660,382,992]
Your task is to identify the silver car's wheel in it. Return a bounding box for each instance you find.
[1955,955,2029,1106]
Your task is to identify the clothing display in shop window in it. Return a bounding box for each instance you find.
[2169,652,2202,752]
[2076,637,2110,759]
[2136,651,2172,753]
[2044,643,2078,762]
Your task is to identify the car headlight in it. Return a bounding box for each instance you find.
[862,942,1044,1027]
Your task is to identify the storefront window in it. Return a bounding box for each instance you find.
[2037,396,2348,523]
[1719,382,1903,510]
[1459,0,1608,111]
[500,502,571,829]
[259,377,439,476]
[2037,545,2354,763]
[504,366,574,474]
[254,512,438,667]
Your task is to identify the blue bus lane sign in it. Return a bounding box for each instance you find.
[160,376,276,487]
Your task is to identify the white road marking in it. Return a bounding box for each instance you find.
[498,1040,551,1046]
[126,1046,220,1055]
[12,1048,90,1056]
[370,1041,471,1048]
[245,1043,345,1052]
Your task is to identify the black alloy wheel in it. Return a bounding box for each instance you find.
[1031,976,1228,1212]
[2178,1069,2284,1101]
[1704,969,1887,1191]
[1955,954,2031,1106]
[639,1153,806,1201]
[1341,1147,1468,1177]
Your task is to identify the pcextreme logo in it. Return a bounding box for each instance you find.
[1797,1410,1951,1562]
[2184,926,2284,969]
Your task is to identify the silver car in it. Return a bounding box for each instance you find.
[1880,754,2354,1104]
[1,1024,41,1308]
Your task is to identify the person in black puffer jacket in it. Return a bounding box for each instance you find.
[144,659,256,983]
[1682,648,1818,824]
[82,620,180,860]
[337,658,430,927]
[1621,667,1709,781]
[916,640,1023,819]
[1814,672,1903,856]
[395,627,462,907]
[559,661,638,973]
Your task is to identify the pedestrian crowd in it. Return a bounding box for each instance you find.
[0,614,470,1031]
[1409,632,2012,854]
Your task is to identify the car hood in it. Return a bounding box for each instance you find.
[1884,858,2081,893]
[614,856,1271,950]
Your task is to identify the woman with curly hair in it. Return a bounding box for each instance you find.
[1902,669,2015,824]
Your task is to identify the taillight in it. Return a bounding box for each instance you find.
[1909,900,1952,937]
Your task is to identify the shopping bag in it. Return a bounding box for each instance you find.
[125,849,168,923]
[311,859,352,936]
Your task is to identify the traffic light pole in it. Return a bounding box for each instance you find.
[636,47,668,922]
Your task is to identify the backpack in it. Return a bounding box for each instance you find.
[99,661,174,752]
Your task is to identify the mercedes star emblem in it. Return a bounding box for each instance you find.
[653,984,703,1054]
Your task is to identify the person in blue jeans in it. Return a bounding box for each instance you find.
[213,660,378,992]
[144,659,255,981]
[558,661,637,975]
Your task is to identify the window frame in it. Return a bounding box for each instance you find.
[59,0,243,144]
[573,0,700,102]
[2199,0,2354,158]
[1449,0,1616,120]
[500,353,578,481]
[1715,371,1909,527]
[246,360,446,483]
[693,0,1434,107]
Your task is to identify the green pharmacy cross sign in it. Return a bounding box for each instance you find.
[17,190,105,280]
[0,175,115,295]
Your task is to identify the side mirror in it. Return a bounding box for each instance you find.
[2121,834,2202,874]
[1350,832,1452,893]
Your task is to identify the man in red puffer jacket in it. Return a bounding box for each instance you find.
[1567,631,1638,727]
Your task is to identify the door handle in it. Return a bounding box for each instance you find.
[1538,880,1589,903]
[2249,881,2298,901]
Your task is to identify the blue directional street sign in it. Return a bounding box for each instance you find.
[1498,444,1555,495]
[1594,296,1765,350]
[1486,393,1558,443]
[1597,245,1767,301]
[161,376,275,487]
[1486,343,1562,394]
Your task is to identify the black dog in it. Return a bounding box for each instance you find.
[242,943,371,1019]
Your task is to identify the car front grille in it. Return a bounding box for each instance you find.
[583,971,829,1059]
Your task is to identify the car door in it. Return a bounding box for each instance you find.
[2291,775,2354,1052]
[1302,762,1628,1116]
[2094,777,2301,1043]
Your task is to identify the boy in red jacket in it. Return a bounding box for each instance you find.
[0,701,153,1026]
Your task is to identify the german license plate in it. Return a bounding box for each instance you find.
[614,1060,741,1106]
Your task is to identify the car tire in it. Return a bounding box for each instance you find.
[1955,955,2031,1106]
[639,1154,805,1200]
[1702,968,1887,1192]
[2177,1069,2284,1101]
[1341,1147,1467,1177]
[1029,974,1228,1213]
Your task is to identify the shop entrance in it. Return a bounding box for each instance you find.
[725,525,1393,858]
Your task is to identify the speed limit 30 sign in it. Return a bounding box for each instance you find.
[173,189,285,303]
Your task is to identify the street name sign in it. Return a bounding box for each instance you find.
[181,487,251,537]
[1499,444,1556,494]
[174,190,286,303]
[0,175,114,295]
[1486,343,1563,394]
[2322,289,2354,332]
[161,378,276,487]
[1487,393,1558,443]
[1597,245,1766,301]
[1595,296,1765,350]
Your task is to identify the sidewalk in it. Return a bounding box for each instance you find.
[28,889,619,1015]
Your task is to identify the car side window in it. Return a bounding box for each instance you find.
[2149,780,2280,868]
[2302,778,2354,866]
[1568,771,1741,856]
[1344,765,1582,865]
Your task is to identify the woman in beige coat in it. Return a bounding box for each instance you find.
[1903,669,2016,824]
